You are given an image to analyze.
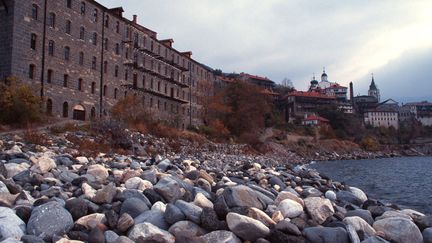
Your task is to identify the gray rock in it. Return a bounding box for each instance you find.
[26,201,73,241]
[154,176,185,203]
[361,236,390,243]
[58,171,79,183]
[275,219,301,236]
[142,169,157,185]
[134,210,169,230]
[200,230,241,243]
[303,227,349,243]
[0,237,22,243]
[277,199,303,218]
[117,189,152,208]
[20,235,45,243]
[347,187,368,203]
[104,230,119,243]
[128,222,175,243]
[343,216,376,239]
[346,224,360,243]
[115,236,134,243]
[0,207,26,241]
[346,209,374,225]
[168,220,207,240]
[337,191,363,206]
[324,190,337,201]
[422,227,432,243]
[175,200,203,224]
[164,203,186,225]
[157,159,172,172]
[302,187,323,197]
[373,217,423,243]
[304,197,334,224]
[223,185,264,210]
[0,181,9,193]
[120,197,149,218]
[226,212,270,241]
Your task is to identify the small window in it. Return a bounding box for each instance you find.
[30,33,37,50]
[29,64,35,79]
[103,85,107,96]
[32,4,38,20]
[133,73,138,89]
[80,2,86,15]
[47,69,53,83]
[79,52,84,65]
[78,78,83,91]
[63,102,69,118]
[65,20,71,34]
[105,15,109,28]
[115,43,120,55]
[93,9,98,22]
[48,13,56,28]
[114,65,119,77]
[91,82,96,94]
[66,0,72,8]
[92,56,97,70]
[114,88,118,99]
[64,46,70,60]
[63,74,68,87]
[104,38,108,51]
[48,40,55,56]
[103,61,108,73]
[116,21,120,33]
[79,26,85,40]
[92,32,97,45]
[124,70,128,80]
[142,75,146,88]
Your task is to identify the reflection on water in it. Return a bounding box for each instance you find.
[309,156,432,214]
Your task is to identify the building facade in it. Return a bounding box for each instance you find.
[0,0,215,128]
[363,99,399,129]
[400,101,432,126]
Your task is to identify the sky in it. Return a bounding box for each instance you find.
[99,0,432,103]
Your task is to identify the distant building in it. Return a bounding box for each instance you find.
[400,101,432,126]
[239,73,275,90]
[368,74,380,102]
[309,68,348,102]
[364,99,399,129]
[301,113,329,126]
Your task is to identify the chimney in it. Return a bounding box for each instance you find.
[133,15,137,23]
[181,51,192,59]
[349,82,354,102]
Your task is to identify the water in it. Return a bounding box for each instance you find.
[309,156,432,214]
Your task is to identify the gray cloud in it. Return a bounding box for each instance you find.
[99,0,432,101]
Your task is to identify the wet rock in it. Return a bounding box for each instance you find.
[0,207,26,241]
[128,222,175,243]
[373,217,422,243]
[27,201,74,241]
[200,230,241,243]
[303,226,350,243]
[226,212,270,241]
[120,197,149,218]
[278,199,303,218]
[304,197,334,224]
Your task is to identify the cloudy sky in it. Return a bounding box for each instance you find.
[100,0,432,102]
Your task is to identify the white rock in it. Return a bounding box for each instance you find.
[373,217,422,243]
[325,190,337,201]
[277,199,304,218]
[193,193,214,209]
[76,156,89,164]
[343,216,376,238]
[4,163,29,178]
[275,191,304,207]
[86,164,108,182]
[348,187,368,203]
[226,212,270,241]
[0,207,26,241]
[304,197,335,224]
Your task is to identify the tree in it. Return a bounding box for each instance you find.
[281,78,294,88]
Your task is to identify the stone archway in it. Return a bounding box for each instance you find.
[72,104,86,121]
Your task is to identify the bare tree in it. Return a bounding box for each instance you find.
[281,78,294,88]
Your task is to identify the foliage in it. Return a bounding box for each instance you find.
[91,120,132,149]
[360,136,380,151]
[0,77,43,126]
[111,95,150,124]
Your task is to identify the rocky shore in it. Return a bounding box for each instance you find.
[0,131,431,243]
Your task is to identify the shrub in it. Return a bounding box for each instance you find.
[360,136,380,151]
[0,77,43,126]
[91,120,132,149]
[23,130,50,146]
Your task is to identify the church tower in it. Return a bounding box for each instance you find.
[321,67,328,82]
[368,74,380,102]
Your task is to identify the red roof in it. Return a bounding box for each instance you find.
[303,115,329,122]
[217,76,238,83]
[328,83,347,89]
[288,91,336,99]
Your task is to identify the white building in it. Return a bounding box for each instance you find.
[400,101,432,126]
[364,99,399,129]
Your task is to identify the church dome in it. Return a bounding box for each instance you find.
[321,72,327,77]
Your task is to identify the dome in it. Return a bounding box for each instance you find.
[321,72,327,77]
[311,79,318,85]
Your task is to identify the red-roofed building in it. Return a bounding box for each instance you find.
[301,113,330,126]
[239,72,275,90]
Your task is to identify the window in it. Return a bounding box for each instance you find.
[80,2,86,15]
[48,13,56,28]
[46,99,53,116]
[104,38,108,51]
[63,102,69,118]
[65,20,71,34]
[124,70,128,80]
[134,33,139,47]
[91,82,96,94]
[32,4,38,20]
[63,74,68,87]
[78,78,83,91]
[79,52,84,65]
[142,75,146,88]
[103,85,107,96]
[116,21,120,33]
[115,43,120,55]
[114,88,118,99]
[92,32,97,45]
[114,65,119,77]
[66,0,72,8]
[30,33,37,50]
[64,46,70,60]
[105,15,109,28]
[103,61,108,73]
[133,73,138,89]
[92,9,98,22]
[92,56,97,70]
[91,107,96,120]
[79,26,85,40]
[48,40,55,56]
[157,81,160,91]
[29,64,35,79]
[47,69,53,83]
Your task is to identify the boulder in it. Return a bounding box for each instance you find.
[32,156,56,173]
[27,202,74,241]
[193,192,214,209]
[168,220,207,240]
[117,213,134,232]
[5,163,29,178]
[222,185,264,210]
[200,230,241,243]
[164,203,186,225]
[337,191,363,206]
[345,209,374,225]
[153,176,185,203]
[423,227,432,243]
[248,207,276,227]
[0,207,26,241]
[200,208,228,231]
[65,198,88,220]
[91,183,117,204]
[274,191,304,207]
[324,191,337,201]
[175,200,203,224]
[134,210,169,230]
[86,164,108,182]
[275,219,302,236]
[277,199,303,218]
[373,217,422,243]
[128,222,175,243]
[343,216,376,239]
[120,197,149,218]
[347,187,368,203]
[303,227,349,243]
[226,212,270,241]
[304,197,334,224]
[75,213,106,230]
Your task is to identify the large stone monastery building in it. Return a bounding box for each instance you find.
[0,0,215,128]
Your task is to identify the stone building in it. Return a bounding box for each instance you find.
[363,99,399,129]
[0,0,215,128]
[400,101,432,126]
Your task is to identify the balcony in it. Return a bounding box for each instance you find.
[139,46,189,72]
[122,84,189,104]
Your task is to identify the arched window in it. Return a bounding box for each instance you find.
[91,82,96,94]
[93,9,98,22]
[64,46,70,60]
[63,102,69,118]
[78,78,83,91]
[30,33,37,50]
[66,0,72,8]
[103,85,107,96]
[46,99,53,116]
[65,20,71,34]
[32,4,38,20]
[80,2,86,15]
[79,26,85,39]
[48,12,56,28]
[105,15,109,27]
[48,40,55,56]
[47,69,53,83]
